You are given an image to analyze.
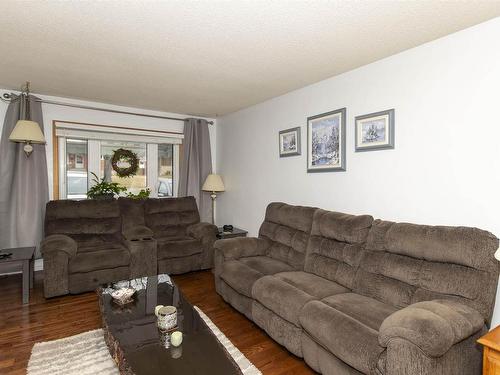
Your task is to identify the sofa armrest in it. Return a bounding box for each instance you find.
[187,222,218,269]
[41,234,77,258]
[379,299,484,357]
[214,237,270,260]
[123,225,154,241]
[122,237,158,278]
[187,222,218,240]
[40,234,77,298]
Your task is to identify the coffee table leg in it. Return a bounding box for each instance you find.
[30,257,34,288]
[22,260,29,304]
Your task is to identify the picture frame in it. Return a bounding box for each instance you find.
[307,107,346,172]
[279,126,301,157]
[355,109,395,152]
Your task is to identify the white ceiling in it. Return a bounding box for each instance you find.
[0,1,499,117]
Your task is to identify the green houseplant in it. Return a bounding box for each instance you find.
[87,172,126,200]
[125,188,151,199]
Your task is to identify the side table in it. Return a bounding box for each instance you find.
[478,325,500,374]
[217,227,248,239]
[0,247,35,304]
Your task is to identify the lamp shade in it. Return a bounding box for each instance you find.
[202,174,225,192]
[9,120,46,144]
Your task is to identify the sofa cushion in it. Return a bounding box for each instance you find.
[45,199,122,236]
[157,236,202,259]
[275,271,351,299]
[356,220,499,324]
[300,293,397,375]
[69,246,130,273]
[304,209,373,290]
[239,256,294,275]
[258,202,316,269]
[220,256,293,298]
[145,196,200,237]
[253,272,349,326]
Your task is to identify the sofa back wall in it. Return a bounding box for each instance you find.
[216,18,500,326]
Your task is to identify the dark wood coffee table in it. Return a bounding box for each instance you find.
[97,275,243,375]
[0,247,35,304]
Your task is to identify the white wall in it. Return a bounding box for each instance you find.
[0,91,216,199]
[216,18,500,325]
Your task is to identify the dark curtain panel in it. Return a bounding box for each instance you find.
[178,118,212,222]
[0,94,49,257]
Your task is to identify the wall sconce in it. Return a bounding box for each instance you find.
[7,82,46,157]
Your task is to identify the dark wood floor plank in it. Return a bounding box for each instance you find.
[0,270,314,374]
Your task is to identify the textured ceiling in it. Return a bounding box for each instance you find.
[0,1,499,117]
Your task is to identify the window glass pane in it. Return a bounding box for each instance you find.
[158,144,173,197]
[100,141,147,194]
[66,139,88,199]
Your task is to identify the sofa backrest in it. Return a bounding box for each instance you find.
[118,197,146,231]
[304,209,374,289]
[45,199,122,238]
[258,202,317,270]
[354,220,500,325]
[144,196,200,237]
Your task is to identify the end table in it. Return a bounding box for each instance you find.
[478,325,500,374]
[217,227,248,239]
[0,247,35,304]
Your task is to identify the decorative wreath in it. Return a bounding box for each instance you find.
[111,148,139,178]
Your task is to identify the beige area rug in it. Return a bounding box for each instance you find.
[27,306,262,375]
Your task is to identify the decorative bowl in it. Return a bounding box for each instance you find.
[111,287,135,305]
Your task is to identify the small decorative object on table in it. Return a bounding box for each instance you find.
[155,305,178,332]
[217,226,248,239]
[110,287,135,306]
[171,331,183,347]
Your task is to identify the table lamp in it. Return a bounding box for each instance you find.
[202,174,225,224]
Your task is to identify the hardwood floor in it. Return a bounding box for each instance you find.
[0,270,314,375]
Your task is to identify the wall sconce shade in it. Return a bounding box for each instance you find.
[202,174,225,192]
[9,120,45,144]
[9,120,46,157]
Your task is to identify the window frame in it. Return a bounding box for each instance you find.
[53,120,182,200]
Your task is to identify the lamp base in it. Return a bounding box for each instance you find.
[210,193,217,225]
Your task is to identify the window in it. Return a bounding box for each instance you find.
[66,139,88,199]
[54,120,183,200]
[100,141,147,195]
[158,144,174,197]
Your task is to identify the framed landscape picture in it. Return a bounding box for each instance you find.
[307,108,346,172]
[355,109,395,151]
[279,126,301,157]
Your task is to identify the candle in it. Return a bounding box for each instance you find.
[171,331,183,347]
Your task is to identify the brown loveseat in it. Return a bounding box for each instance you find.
[214,202,499,375]
[41,196,217,298]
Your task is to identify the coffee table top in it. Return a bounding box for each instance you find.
[98,275,242,375]
[0,247,35,263]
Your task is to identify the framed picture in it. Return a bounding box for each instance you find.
[279,126,301,157]
[307,108,346,172]
[355,109,395,151]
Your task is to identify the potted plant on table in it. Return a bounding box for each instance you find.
[87,172,126,200]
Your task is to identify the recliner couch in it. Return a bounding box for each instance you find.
[41,196,217,298]
[214,202,499,375]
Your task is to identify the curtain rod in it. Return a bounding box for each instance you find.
[33,98,214,125]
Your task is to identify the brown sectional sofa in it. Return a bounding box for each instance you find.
[214,202,500,375]
[41,196,217,298]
